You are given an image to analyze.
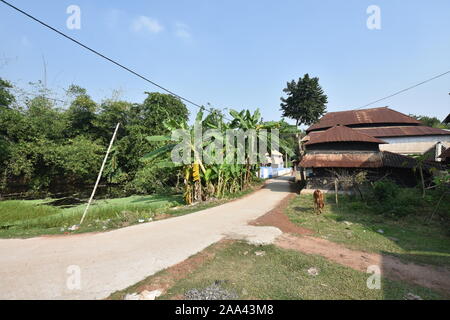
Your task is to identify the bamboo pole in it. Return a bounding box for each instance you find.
[79,122,121,226]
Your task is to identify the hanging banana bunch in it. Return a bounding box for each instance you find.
[183,165,193,205]
[192,163,202,202]
[192,163,201,182]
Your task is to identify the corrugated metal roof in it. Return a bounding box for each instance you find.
[354,126,450,138]
[307,107,421,132]
[300,151,445,170]
[308,125,450,139]
[300,152,383,168]
[305,125,387,146]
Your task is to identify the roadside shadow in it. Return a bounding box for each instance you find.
[292,206,311,213]
[378,252,450,299]
[262,176,296,193]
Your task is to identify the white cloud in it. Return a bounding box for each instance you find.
[131,16,163,34]
[174,22,191,39]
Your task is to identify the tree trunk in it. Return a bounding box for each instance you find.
[419,166,425,198]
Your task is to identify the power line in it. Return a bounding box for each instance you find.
[12,1,446,123]
[356,70,450,110]
[0,0,225,117]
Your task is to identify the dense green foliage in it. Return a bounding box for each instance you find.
[372,179,400,202]
[366,178,450,218]
[0,78,15,108]
[0,78,296,199]
[280,74,328,127]
[0,78,189,196]
[410,114,450,129]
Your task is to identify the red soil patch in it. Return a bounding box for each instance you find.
[250,193,314,236]
[276,233,450,296]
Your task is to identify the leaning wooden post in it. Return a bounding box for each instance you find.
[79,122,121,226]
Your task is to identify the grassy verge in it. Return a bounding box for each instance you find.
[110,241,444,300]
[285,192,450,268]
[0,180,265,239]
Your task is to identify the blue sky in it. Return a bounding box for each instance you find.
[0,0,449,124]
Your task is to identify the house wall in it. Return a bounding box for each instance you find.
[259,167,291,179]
[264,152,285,167]
[305,167,420,190]
[379,135,450,155]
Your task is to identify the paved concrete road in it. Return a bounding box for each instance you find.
[0,176,293,300]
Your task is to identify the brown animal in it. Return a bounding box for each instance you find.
[313,190,325,214]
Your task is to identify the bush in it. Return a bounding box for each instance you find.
[125,164,180,195]
[372,180,399,202]
[367,180,422,217]
[369,183,425,217]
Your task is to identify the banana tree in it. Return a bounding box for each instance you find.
[143,110,209,204]
[142,108,296,204]
[228,108,295,185]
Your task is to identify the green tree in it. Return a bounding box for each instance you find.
[0,78,15,109]
[118,93,190,181]
[280,74,328,127]
[26,96,68,141]
[409,114,450,130]
[203,107,226,129]
[94,99,132,142]
[65,87,98,138]
[263,119,301,159]
[137,92,190,135]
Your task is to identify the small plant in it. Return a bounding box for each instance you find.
[372,179,399,202]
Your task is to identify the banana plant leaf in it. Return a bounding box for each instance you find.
[154,161,183,169]
[142,143,177,161]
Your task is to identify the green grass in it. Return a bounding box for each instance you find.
[0,194,183,238]
[111,241,445,300]
[0,180,265,239]
[285,193,450,268]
